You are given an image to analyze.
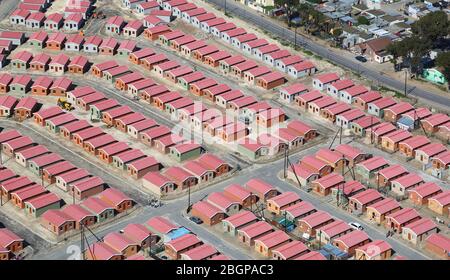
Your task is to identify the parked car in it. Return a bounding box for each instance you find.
[355,56,367,63]
[189,216,203,224]
[348,222,364,230]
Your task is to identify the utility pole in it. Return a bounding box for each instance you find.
[404,69,408,97]
[337,154,346,207]
[294,26,298,51]
[187,185,191,213]
[370,116,374,144]
[148,233,152,258]
[224,0,227,16]
[80,224,85,260]
[283,146,288,179]
[249,192,253,213]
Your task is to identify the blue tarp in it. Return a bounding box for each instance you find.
[320,243,349,260]
[276,217,295,232]
[397,116,415,130]
[165,227,191,241]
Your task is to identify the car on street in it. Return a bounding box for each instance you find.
[355,56,367,63]
[189,216,203,224]
[348,222,364,230]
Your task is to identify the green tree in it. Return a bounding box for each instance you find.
[411,11,450,44]
[436,51,450,87]
[357,16,370,26]
[387,36,431,75]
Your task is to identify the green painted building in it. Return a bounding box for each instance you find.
[28,156,63,176]
[355,162,389,180]
[11,59,29,70]
[29,39,45,48]
[10,81,31,94]
[92,208,115,223]
[237,143,268,161]
[96,209,115,222]
[169,145,203,162]
[351,122,368,137]
[103,69,132,83]
[177,77,192,90]
[45,118,76,134]
[24,194,61,218]
[423,68,446,85]
[220,61,233,74]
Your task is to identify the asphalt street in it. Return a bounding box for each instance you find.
[205,0,450,110]
[31,136,430,260]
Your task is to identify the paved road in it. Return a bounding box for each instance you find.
[0,0,18,21]
[205,0,450,110]
[30,205,253,260]
[32,136,431,260]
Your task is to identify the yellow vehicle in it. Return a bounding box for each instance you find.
[57,98,75,111]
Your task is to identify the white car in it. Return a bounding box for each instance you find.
[348,222,364,231]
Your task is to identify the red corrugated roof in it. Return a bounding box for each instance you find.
[428,190,450,207]
[299,210,333,228]
[403,218,437,236]
[294,251,326,260]
[192,200,223,218]
[81,197,113,215]
[334,230,370,248]
[408,182,442,198]
[314,72,339,84]
[181,243,217,260]
[318,220,351,238]
[104,232,138,252]
[100,188,133,206]
[166,233,201,252]
[146,216,178,234]
[223,210,257,228]
[386,208,420,225]
[391,173,423,189]
[41,209,74,227]
[283,201,315,218]
[350,189,383,205]
[62,204,94,223]
[26,192,60,209]
[425,233,450,252]
[422,113,450,127]
[416,143,447,157]
[238,221,272,238]
[255,230,290,248]
[367,198,400,215]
